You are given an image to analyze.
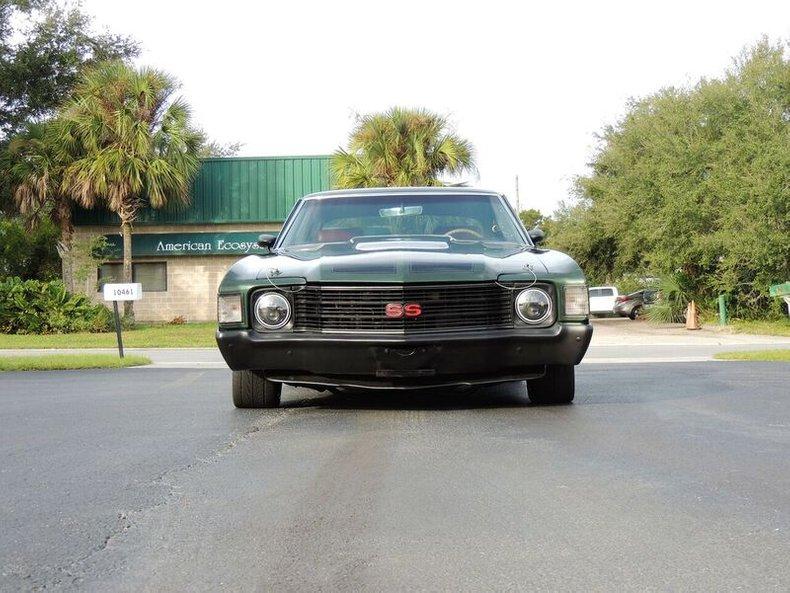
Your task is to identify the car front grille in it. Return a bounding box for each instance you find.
[292,282,519,333]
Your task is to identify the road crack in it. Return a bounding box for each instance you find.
[24,409,297,591]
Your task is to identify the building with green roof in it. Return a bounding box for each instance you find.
[70,155,331,321]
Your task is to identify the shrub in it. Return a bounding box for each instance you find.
[646,273,695,324]
[0,217,60,281]
[0,277,112,334]
[613,272,660,296]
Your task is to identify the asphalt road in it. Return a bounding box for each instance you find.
[1,363,789,591]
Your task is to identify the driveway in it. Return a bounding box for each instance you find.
[1,362,789,591]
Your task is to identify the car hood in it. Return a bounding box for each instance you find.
[220,247,585,289]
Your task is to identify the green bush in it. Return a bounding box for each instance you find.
[612,272,660,296]
[0,217,61,281]
[646,273,695,324]
[0,277,112,334]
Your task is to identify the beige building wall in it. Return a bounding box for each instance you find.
[69,223,281,322]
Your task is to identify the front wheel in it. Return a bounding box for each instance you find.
[527,365,575,405]
[232,370,282,408]
[629,306,642,320]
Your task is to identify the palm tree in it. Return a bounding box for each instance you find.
[4,122,77,286]
[55,61,203,319]
[332,107,476,188]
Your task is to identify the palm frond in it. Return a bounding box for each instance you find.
[52,61,201,222]
[332,107,476,189]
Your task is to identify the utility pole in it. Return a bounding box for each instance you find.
[515,175,521,213]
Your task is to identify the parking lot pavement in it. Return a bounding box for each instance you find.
[1,362,789,591]
[591,316,790,345]
[3,319,788,368]
[585,319,790,362]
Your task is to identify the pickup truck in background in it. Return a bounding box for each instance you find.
[588,286,619,316]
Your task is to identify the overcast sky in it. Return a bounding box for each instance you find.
[83,0,789,214]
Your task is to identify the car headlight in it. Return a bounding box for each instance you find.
[563,284,589,316]
[254,292,291,330]
[515,288,552,324]
[217,294,242,324]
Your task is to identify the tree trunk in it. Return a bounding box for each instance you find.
[120,212,135,322]
[58,208,75,293]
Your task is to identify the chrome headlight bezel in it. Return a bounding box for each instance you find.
[514,287,553,325]
[253,291,292,330]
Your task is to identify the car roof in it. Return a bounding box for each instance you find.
[301,187,503,200]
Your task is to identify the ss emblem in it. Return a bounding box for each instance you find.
[385,303,422,318]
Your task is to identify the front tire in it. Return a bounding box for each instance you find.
[527,365,575,405]
[232,370,282,408]
[629,306,642,320]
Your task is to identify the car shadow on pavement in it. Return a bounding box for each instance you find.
[281,381,550,411]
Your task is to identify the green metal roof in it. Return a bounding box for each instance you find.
[72,155,332,226]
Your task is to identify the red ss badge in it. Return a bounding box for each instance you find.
[385,303,422,318]
[403,303,422,317]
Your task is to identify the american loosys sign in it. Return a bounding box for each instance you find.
[103,232,270,258]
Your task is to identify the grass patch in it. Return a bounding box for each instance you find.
[730,319,790,337]
[0,353,151,371]
[0,322,216,349]
[714,349,790,362]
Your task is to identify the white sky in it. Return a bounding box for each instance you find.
[83,0,789,214]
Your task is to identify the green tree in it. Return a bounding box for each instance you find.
[0,0,138,140]
[0,0,138,214]
[550,38,789,318]
[55,61,202,319]
[332,107,476,188]
[5,122,72,238]
[518,208,548,230]
[2,120,78,284]
[0,216,60,280]
[198,138,243,158]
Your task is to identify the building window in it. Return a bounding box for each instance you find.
[98,262,167,292]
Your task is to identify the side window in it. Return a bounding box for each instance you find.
[601,288,614,297]
[490,197,522,242]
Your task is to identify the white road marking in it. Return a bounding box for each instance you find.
[582,356,713,364]
[135,362,229,369]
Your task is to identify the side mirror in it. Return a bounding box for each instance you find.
[528,226,545,245]
[257,234,277,249]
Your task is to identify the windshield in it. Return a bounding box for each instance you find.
[277,193,527,252]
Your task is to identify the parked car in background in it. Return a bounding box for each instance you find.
[588,286,619,316]
[614,289,657,320]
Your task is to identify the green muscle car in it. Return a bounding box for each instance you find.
[216,187,592,408]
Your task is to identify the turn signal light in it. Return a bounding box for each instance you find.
[217,294,243,324]
[564,285,589,316]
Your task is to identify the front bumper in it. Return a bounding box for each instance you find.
[216,322,593,389]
